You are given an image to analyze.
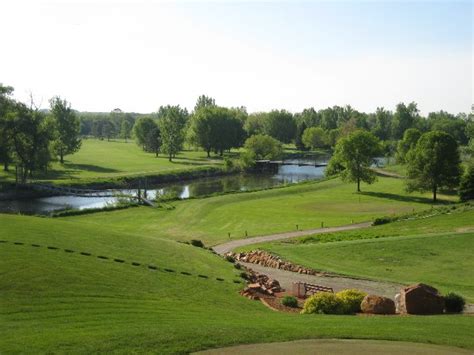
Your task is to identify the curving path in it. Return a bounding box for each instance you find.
[212,221,372,255]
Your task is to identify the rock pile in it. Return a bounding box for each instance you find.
[239,268,284,300]
[227,251,326,276]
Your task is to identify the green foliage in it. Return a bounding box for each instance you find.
[263,110,296,144]
[6,104,55,183]
[158,105,188,161]
[243,112,266,136]
[302,292,344,314]
[49,96,81,164]
[444,292,465,313]
[336,289,367,314]
[190,106,245,157]
[392,102,420,140]
[241,134,283,167]
[190,239,205,248]
[225,255,235,263]
[132,117,161,156]
[326,130,381,191]
[373,217,393,226]
[281,296,298,308]
[302,127,327,150]
[194,94,216,112]
[459,164,474,202]
[406,131,462,202]
[396,128,421,164]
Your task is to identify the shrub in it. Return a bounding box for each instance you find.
[190,239,204,248]
[301,292,344,314]
[239,272,249,280]
[225,255,235,263]
[336,289,367,314]
[459,164,474,202]
[372,217,392,226]
[444,292,465,313]
[281,296,298,308]
[234,263,242,270]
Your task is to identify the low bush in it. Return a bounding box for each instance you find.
[225,255,235,263]
[444,292,465,313]
[190,239,205,248]
[239,272,248,280]
[336,289,367,314]
[301,292,343,314]
[281,296,298,308]
[234,263,242,270]
[372,217,392,226]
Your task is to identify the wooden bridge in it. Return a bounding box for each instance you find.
[29,184,155,207]
[255,160,327,167]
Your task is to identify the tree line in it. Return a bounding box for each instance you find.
[1,83,473,193]
[0,84,81,183]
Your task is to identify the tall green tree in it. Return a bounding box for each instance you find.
[133,117,160,153]
[263,110,296,144]
[244,112,266,137]
[392,102,419,139]
[190,106,245,157]
[406,131,462,202]
[7,103,55,183]
[0,84,14,171]
[49,97,81,163]
[302,127,326,150]
[370,107,392,141]
[194,95,216,112]
[326,130,381,192]
[158,105,188,161]
[459,164,474,202]
[120,118,132,142]
[396,128,421,163]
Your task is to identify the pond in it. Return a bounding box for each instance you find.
[0,159,329,215]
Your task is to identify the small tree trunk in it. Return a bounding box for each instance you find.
[357,177,361,192]
[433,185,437,203]
[169,152,172,162]
[3,161,8,172]
[60,150,64,164]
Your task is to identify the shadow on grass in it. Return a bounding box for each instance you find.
[63,163,120,173]
[359,191,450,205]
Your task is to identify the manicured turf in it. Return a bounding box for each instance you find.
[1,213,473,353]
[241,208,474,301]
[0,139,222,185]
[63,176,455,245]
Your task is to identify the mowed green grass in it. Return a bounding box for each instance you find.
[1,214,474,353]
[0,139,222,184]
[241,209,474,301]
[64,176,455,245]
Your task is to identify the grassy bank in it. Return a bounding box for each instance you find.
[63,176,456,245]
[1,213,473,353]
[238,207,474,300]
[0,139,227,187]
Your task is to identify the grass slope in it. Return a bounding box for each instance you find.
[0,139,222,185]
[64,176,455,245]
[1,214,474,353]
[242,209,474,300]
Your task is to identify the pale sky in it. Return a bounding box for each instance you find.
[0,0,472,115]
